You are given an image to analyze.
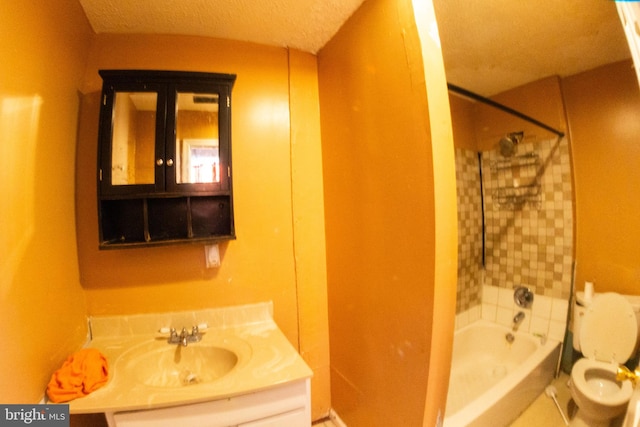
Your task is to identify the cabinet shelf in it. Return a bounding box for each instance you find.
[99,195,234,249]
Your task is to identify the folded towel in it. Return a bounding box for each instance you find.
[46,348,109,403]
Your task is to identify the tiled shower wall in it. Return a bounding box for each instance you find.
[455,136,574,315]
[454,148,484,313]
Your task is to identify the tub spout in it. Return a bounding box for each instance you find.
[512,311,525,331]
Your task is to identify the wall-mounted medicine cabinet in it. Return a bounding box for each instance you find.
[97,70,236,249]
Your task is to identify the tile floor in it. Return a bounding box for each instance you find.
[313,419,339,427]
[312,411,344,427]
[314,372,629,426]
[511,371,625,427]
[510,372,573,427]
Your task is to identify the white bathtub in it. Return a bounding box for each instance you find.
[443,319,561,427]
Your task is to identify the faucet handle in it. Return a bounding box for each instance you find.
[192,323,207,334]
[514,286,534,308]
[192,323,207,337]
[158,327,178,337]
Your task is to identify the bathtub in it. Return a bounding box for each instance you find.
[443,319,562,427]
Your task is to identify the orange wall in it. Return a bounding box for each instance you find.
[474,76,567,150]
[563,60,640,295]
[288,49,332,418]
[318,0,456,424]
[448,93,477,150]
[75,35,330,419]
[449,76,568,153]
[0,1,92,402]
[412,1,458,423]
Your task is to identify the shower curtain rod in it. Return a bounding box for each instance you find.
[447,83,565,138]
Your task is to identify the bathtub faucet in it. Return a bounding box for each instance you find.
[512,311,525,331]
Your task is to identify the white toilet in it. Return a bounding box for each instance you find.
[570,292,638,426]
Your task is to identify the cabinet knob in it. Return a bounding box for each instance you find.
[166,159,174,167]
[156,158,164,166]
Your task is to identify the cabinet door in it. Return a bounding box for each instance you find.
[238,408,307,427]
[99,82,168,196]
[165,82,232,193]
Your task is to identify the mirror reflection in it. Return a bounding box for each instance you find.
[111,92,157,186]
[176,92,220,184]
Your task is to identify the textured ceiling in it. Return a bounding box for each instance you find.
[78,0,632,96]
[78,0,366,54]
[433,0,631,96]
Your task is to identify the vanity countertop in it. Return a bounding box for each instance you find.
[66,302,312,414]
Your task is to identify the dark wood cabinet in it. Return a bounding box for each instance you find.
[97,70,236,249]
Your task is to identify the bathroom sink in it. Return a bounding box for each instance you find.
[122,342,239,388]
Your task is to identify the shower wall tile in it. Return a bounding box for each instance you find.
[455,136,573,321]
[551,299,568,322]
[469,285,569,342]
[532,294,552,319]
[454,304,481,329]
[482,136,574,300]
[497,286,514,308]
[549,319,567,342]
[454,148,484,313]
[530,315,550,338]
[482,284,498,305]
[480,305,495,321]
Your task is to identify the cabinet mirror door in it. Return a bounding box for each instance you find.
[175,92,220,184]
[166,83,230,193]
[100,82,167,196]
[111,91,158,186]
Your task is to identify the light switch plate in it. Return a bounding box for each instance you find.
[205,244,220,268]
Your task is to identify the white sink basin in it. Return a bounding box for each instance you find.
[121,341,239,388]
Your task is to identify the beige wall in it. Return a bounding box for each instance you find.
[318,0,456,424]
[563,60,640,296]
[0,1,92,402]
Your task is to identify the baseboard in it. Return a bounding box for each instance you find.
[329,409,347,427]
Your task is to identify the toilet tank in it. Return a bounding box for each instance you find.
[572,292,640,352]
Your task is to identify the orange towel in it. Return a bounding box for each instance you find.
[46,348,109,403]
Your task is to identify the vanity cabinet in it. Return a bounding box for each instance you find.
[97,70,236,248]
[105,379,311,427]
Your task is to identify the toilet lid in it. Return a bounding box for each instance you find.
[580,293,637,363]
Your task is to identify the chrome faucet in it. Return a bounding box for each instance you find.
[512,311,525,331]
[166,326,204,347]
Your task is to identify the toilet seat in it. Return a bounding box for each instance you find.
[580,293,638,363]
[571,358,633,407]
